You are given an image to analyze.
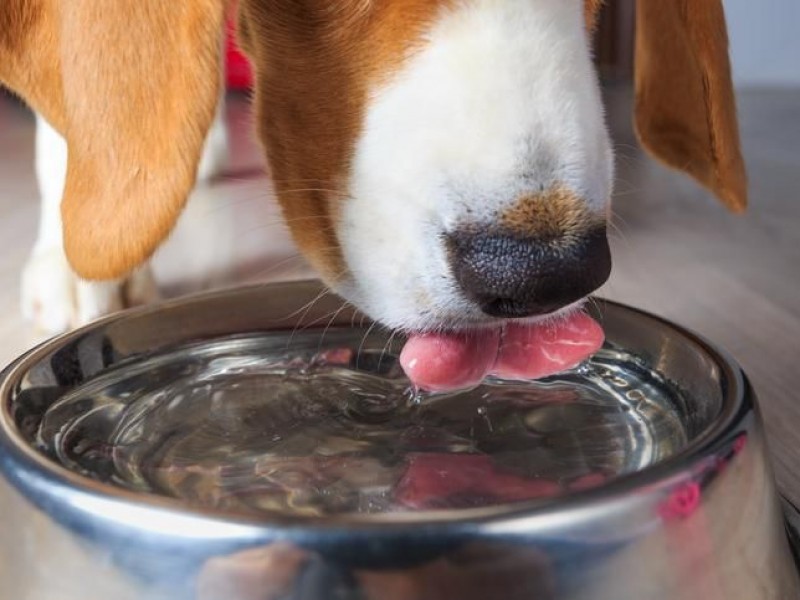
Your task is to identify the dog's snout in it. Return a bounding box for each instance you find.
[446,228,612,318]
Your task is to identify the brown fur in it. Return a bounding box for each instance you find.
[634,0,747,212]
[0,0,746,282]
[584,0,605,32]
[499,188,602,242]
[0,1,64,130]
[237,0,451,282]
[0,0,225,280]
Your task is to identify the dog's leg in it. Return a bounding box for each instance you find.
[197,92,228,182]
[21,114,159,334]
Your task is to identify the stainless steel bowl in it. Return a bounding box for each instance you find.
[0,280,798,600]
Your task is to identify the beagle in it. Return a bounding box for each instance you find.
[1,0,746,386]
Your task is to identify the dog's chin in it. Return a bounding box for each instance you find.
[331,277,589,335]
[488,299,590,329]
[407,299,591,335]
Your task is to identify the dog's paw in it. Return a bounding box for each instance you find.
[21,248,159,335]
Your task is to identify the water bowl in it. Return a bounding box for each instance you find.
[1,280,798,599]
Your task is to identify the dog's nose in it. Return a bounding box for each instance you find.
[446,228,611,318]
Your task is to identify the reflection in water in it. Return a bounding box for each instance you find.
[37,330,687,517]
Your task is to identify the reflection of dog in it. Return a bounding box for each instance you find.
[197,544,306,600]
[2,1,745,338]
[197,542,555,600]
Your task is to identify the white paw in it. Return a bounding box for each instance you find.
[21,248,160,335]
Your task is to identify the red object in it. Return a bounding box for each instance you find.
[569,472,607,492]
[732,432,748,454]
[394,454,561,510]
[658,481,702,521]
[225,17,252,90]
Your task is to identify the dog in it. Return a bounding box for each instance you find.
[1,0,746,363]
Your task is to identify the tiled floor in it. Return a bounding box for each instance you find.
[1,86,799,502]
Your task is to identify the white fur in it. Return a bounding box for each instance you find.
[23,99,228,334]
[337,0,613,331]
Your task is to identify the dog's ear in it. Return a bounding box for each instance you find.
[634,0,747,212]
[0,1,225,279]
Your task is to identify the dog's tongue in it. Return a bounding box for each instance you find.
[400,313,603,392]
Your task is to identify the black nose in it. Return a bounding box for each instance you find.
[446,227,611,318]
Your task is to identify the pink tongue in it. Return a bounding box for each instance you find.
[400,312,604,392]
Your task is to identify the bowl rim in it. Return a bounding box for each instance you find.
[0,280,749,539]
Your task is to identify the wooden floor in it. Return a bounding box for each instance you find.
[1,86,799,502]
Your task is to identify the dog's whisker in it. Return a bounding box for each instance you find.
[317,301,353,352]
[284,288,334,350]
[606,208,634,252]
[584,295,605,327]
[609,209,631,230]
[238,244,346,282]
[246,254,311,281]
[606,220,632,251]
[291,303,349,340]
[611,187,646,198]
[355,321,379,370]
[377,328,400,373]
[610,173,644,195]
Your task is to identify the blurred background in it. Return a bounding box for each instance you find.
[0,2,799,500]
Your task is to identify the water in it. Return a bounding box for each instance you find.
[36,330,688,517]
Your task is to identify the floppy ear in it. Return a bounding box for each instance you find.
[634,0,747,212]
[0,1,225,279]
